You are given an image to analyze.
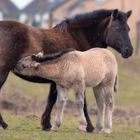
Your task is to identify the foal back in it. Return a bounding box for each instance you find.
[67,48,118,87]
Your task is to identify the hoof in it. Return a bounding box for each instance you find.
[94,128,104,133]
[50,125,59,132]
[86,125,94,133]
[78,125,87,132]
[103,128,112,134]
[1,122,8,129]
[41,120,52,131]
[42,127,51,131]
[94,128,112,134]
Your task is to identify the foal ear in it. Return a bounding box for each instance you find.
[126,10,132,19]
[32,63,40,70]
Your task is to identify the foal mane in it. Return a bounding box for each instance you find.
[55,9,127,31]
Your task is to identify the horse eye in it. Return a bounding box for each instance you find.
[22,64,26,68]
[112,27,118,32]
[115,27,120,30]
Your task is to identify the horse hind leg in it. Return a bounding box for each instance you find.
[0,69,9,129]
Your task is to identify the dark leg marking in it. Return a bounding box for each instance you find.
[41,83,57,130]
[0,114,8,129]
[83,94,94,132]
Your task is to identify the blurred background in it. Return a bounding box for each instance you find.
[0,0,140,130]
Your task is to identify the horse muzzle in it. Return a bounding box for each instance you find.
[121,46,133,58]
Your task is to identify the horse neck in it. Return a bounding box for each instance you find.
[69,29,92,51]
[81,23,107,48]
[40,28,79,53]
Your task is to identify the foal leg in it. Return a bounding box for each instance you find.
[51,86,68,131]
[75,87,87,132]
[93,86,105,133]
[41,82,57,130]
[104,87,114,134]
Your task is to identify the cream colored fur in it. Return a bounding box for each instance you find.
[14,48,118,133]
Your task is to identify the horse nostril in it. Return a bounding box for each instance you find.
[125,47,129,52]
[22,64,26,68]
[122,46,133,58]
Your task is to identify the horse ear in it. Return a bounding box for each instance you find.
[107,9,118,27]
[126,10,132,19]
[112,9,119,19]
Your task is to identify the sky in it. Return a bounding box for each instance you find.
[10,0,34,9]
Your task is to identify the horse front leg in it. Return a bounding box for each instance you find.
[83,94,94,132]
[41,82,57,130]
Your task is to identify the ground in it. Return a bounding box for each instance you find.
[0,41,140,140]
[0,113,140,140]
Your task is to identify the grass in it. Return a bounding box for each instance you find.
[0,112,140,140]
[0,113,140,140]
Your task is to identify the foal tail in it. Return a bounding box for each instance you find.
[114,75,118,92]
[32,48,75,63]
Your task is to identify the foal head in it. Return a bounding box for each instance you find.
[103,9,133,58]
[14,56,40,76]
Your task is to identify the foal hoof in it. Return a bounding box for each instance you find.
[94,128,104,133]
[50,126,59,132]
[103,128,112,134]
[1,122,8,129]
[78,125,87,132]
[94,128,112,134]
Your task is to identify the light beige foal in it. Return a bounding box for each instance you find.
[14,48,118,133]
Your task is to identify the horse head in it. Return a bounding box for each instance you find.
[103,9,133,58]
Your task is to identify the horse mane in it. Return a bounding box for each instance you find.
[32,48,75,63]
[55,9,127,31]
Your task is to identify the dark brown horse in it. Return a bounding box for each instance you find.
[0,9,133,132]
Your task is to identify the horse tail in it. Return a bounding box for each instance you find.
[114,75,118,92]
[32,48,75,63]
